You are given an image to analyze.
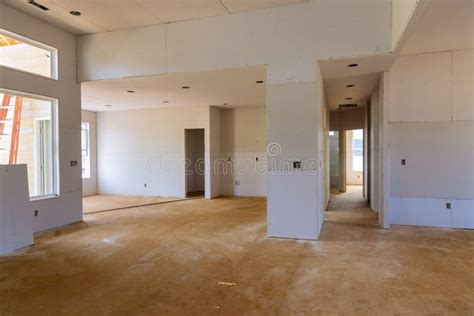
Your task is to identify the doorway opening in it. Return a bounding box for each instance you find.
[327,126,377,229]
[185,128,205,198]
[346,129,363,187]
[329,129,364,193]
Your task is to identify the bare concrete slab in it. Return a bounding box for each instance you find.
[1,191,472,314]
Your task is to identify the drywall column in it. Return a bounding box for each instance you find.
[380,72,390,228]
[267,62,322,240]
[206,107,222,199]
[338,130,347,193]
[370,85,380,212]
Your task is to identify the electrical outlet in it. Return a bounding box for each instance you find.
[256,156,259,161]
[446,202,451,209]
[401,159,406,166]
[144,183,147,188]
[70,161,78,167]
[34,210,38,217]
[293,161,301,169]
[235,180,240,185]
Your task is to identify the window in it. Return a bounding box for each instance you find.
[352,129,363,172]
[0,89,58,199]
[0,29,58,79]
[81,122,90,179]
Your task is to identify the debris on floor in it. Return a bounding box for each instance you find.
[218,281,237,286]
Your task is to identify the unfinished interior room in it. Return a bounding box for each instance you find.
[0,0,472,314]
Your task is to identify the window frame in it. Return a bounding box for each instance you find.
[0,29,58,80]
[351,129,363,172]
[0,88,60,201]
[81,122,91,179]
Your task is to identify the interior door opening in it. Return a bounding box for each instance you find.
[185,129,205,198]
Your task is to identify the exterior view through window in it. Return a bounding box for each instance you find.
[81,122,90,179]
[0,90,58,199]
[351,129,363,172]
[0,29,57,79]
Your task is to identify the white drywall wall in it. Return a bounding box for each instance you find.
[220,107,267,196]
[329,132,339,188]
[267,71,322,240]
[330,108,366,132]
[369,85,381,212]
[81,110,97,196]
[392,0,418,50]
[0,4,82,233]
[97,106,216,198]
[77,0,391,83]
[77,0,391,240]
[388,49,474,229]
[208,107,222,198]
[0,165,33,255]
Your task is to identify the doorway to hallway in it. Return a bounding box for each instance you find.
[325,185,378,228]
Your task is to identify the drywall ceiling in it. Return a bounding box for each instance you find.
[319,54,395,111]
[1,0,307,35]
[81,66,266,112]
[399,0,473,54]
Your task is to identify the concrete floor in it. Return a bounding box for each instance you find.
[1,188,472,314]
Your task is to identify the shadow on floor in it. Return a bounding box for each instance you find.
[83,195,190,214]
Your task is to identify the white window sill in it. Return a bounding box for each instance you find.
[30,194,60,202]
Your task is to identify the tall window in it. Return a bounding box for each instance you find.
[81,122,90,179]
[352,129,363,172]
[0,29,58,79]
[0,90,58,199]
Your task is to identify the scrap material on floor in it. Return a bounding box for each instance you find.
[82,194,185,214]
[1,191,472,314]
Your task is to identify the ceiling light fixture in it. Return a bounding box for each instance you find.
[345,97,353,100]
[163,101,169,103]
[347,63,359,68]
[105,104,112,107]
[256,80,264,84]
[69,10,81,16]
[223,103,228,106]
[126,90,135,93]
[182,86,190,89]
[346,84,355,87]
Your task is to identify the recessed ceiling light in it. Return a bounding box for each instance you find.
[105,104,112,107]
[163,100,169,103]
[126,90,135,93]
[346,84,355,87]
[256,80,264,84]
[182,86,190,89]
[345,97,353,100]
[223,103,228,106]
[69,10,81,16]
[347,63,359,68]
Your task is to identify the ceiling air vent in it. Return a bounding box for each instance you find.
[338,104,357,110]
[28,1,50,11]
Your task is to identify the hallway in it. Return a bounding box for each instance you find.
[325,185,379,228]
